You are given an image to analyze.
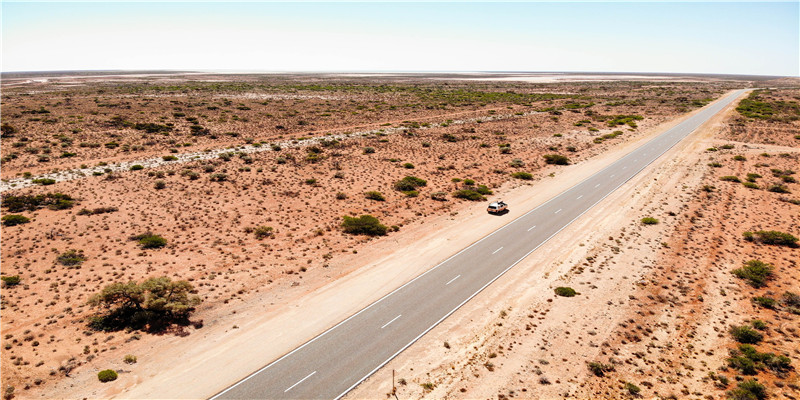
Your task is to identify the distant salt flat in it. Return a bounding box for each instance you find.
[447,74,698,83]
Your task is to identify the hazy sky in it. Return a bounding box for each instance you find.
[2,1,798,76]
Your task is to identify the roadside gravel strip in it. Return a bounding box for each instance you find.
[211,90,747,399]
[0,109,542,193]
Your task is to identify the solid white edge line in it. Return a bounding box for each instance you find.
[527,225,536,231]
[283,371,316,393]
[445,275,461,285]
[492,247,503,254]
[209,90,745,400]
[380,314,402,329]
[331,89,746,400]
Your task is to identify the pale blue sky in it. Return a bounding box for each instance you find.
[2,2,798,76]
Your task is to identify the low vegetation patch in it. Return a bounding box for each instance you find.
[511,171,533,180]
[728,379,768,400]
[365,191,385,201]
[640,217,659,225]
[736,90,800,123]
[1,193,75,212]
[253,226,274,239]
[732,260,774,288]
[1,275,21,287]
[543,154,570,165]
[1,214,30,226]
[342,215,388,236]
[720,175,741,183]
[130,232,167,249]
[554,286,577,297]
[728,344,792,375]
[730,324,763,344]
[393,176,427,191]
[88,276,201,332]
[587,361,614,377]
[56,249,87,267]
[743,230,798,247]
[97,369,118,383]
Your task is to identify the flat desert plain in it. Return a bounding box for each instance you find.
[1,73,797,399]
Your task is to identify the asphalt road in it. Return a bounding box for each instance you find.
[212,90,746,400]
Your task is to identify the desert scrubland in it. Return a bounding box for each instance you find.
[1,73,793,399]
[346,87,800,400]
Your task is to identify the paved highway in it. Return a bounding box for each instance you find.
[212,90,746,399]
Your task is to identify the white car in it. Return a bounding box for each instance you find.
[487,200,507,214]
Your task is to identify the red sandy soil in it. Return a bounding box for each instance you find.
[0,75,772,399]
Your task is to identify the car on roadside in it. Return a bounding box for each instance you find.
[487,200,507,214]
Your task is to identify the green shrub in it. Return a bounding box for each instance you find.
[154,180,166,190]
[624,382,641,395]
[365,191,385,201]
[393,176,427,191]
[767,184,790,193]
[743,230,798,247]
[402,162,415,169]
[509,158,525,168]
[363,147,375,154]
[88,276,201,332]
[210,173,228,182]
[1,214,30,226]
[130,233,167,249]
[587,361,614,377]
[641,217,659,225]
[475,185,492,195]
[511,172,533,180]
[123,354,137,364]
[56,249,87,267]
[31,178,56,185]
[341,215,388,236]
[2,193,76,212]
[97,369,118,383]
[253,226,274,239]
[727,380,767,400]
[335,192,347,200]
[727,353,759,375]
[543,154,570,165]
[732,260,774,288]
[783,291,800,307]
[554,287,577,297]
[752,296,776,309]
[452,189,485,201]
[733,155,747,161]
[1,275,21,286]
[708,162,723,168]
[431,191,448,201]
[730,325,763,344]
[130,165,144,171]
[746,173,762,182]
[720,176,741,182]
[162,155,178,161]
[403,190,419,197]
[742,182,760,189]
